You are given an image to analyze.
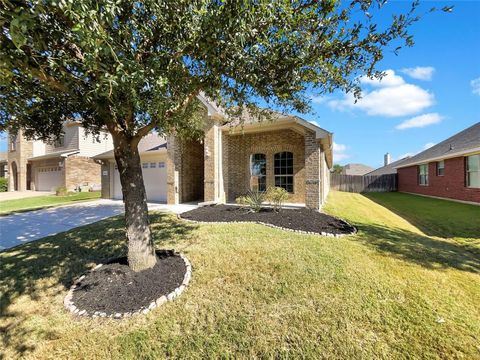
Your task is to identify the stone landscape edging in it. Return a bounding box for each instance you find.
[63,252,192,319]
[178,215,357,238]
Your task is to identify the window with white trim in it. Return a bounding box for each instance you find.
[437,160,445,176]
[9,134,17,151]
[150,162,156,168]
[274,151,294,193]
[159,162,165,168]
[466,154,480,188]
[419,164,428,186]
[54,135,65,148]
[250,154,266,192]
[142,163,148,169]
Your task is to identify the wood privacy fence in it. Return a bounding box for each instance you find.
[330,174,398,193]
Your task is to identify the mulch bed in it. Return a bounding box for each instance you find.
[180,205,355,235]
[71,250,186,315]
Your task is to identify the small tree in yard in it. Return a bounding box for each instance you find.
[332,164,344,174]
[266,187,289,213]
[0,1,449,271]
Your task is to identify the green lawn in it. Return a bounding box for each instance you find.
[0,191,478,359]
[0,191,101,215]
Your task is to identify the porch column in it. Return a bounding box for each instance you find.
[167,135,182,204]
[304,130,321,210]
[204,118,221,202]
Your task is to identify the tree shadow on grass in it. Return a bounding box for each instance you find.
[354,222,480,274]
[0,212,197,358]
[363,193,480,239]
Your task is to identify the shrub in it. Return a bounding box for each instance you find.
[0,177,7,192]
[235,195,247,206]
[55,186,68,196]
[265,187,289,212]
[243,190,265,213]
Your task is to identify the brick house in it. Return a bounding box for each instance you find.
[95,99,333,210]
[395,122,480,204]
[6,122,113,192]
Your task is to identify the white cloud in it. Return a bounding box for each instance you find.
[400,66,435,81]
[471,77,480,96]
[395,113,443,130]
[423,142,436,150]
[397,152,414,160]
[311,95,327,104]
[333,142,350,161]
[328,70,435,117]
[359,69,405,87]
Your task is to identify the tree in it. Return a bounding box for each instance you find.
[332,164,344,174]
[0,1,449,271]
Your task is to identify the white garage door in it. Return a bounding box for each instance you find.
[37,166,63,191]
[113,160,167,202]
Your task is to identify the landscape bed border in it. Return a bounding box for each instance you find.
[63,251,192,319]
[178,209,357,238]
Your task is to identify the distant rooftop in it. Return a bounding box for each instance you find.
[366,156,411,176]
[342,163,374,176]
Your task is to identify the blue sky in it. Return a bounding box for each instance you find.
[301,0,480,168]
[1,1,479,170]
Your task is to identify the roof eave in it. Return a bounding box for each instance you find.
[395,147,480,169]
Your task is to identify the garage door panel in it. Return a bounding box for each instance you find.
[37,166,63,191]
[113,160,167,202]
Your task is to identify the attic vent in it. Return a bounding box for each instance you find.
[449,144,454,151]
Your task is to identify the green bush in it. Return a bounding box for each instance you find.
[265,187,289,212]
[235,195,247,206]
[55,186,68,196]
[243,190,265,213]
[0,177,7,192]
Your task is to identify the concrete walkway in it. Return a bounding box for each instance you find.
[0,199,198,251]
[0,191,54,201]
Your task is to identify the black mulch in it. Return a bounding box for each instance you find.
[71,250,185,315]
[180,205,355,235]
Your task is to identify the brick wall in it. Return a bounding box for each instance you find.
[64,156,101,191]
[181,139,204,202]
[225,129,306,203]
[167,136,204,204]
[7,130,33,191]
[398,156,480,203]
[304,130,321,209]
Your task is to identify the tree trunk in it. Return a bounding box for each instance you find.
[113,133,157,272]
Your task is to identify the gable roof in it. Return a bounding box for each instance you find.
[366,156,411,176]
[342,163,374,176]
[396,122,480,168]
[93,133,167,160]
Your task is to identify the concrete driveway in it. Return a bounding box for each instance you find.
[0,199,197,251]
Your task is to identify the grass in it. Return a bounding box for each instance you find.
[0,191,101,216]
[365,192,480,241]
[0,191,478,359]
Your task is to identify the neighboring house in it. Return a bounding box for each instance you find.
[7,122,113,192]
[366,153,411,176]
[395,122,480,203]
[0,152,7,178]
[341,163,374,176]
[94,98,333,210]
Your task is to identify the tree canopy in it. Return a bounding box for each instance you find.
[0,0,451,271]
[0,0,448,142]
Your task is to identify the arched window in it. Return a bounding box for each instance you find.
[250,153,266,191]
[274,151,293,193]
